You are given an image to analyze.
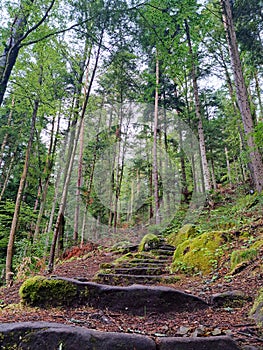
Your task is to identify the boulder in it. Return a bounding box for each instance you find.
[171,231,230,275]
[250,288,263,325]
[211,290,252,308]
[19,276,208,315]
[167,224,196,247]
[138,233,160,252]
[0,322,156,350]
[158,335,241,350]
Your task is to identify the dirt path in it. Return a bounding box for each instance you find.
[0,245,262,349]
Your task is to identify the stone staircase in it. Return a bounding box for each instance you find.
[93,240,178,286]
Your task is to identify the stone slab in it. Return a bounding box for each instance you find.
[0,322,156,350]
[158,335,241,350]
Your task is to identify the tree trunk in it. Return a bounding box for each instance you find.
[225,147,232,186]
[153,54,160,224]
[254,70,263,121]
[221,0,263,192]
[48,30,104,272]
[33,111,61,241]
[5,99,39,285]
[73,50,91,242]
[184,19,211,192]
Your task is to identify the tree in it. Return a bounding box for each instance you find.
[220,0,263,192]
[0,0,56,106]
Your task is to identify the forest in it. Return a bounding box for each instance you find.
[0,0,262,288]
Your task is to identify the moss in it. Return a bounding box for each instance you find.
[171,231,229,275]
[100,263,114,269]
[250,288,263,325]
[167,224,196,247]
[162,276,181,284]
[114,252,133,265]
[230,247,258,271]
[138,233,160,252]
[111,241,131,252]
[19,276,78,306]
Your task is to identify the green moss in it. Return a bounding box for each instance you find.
[114,252,133,265]
[250,288,263,325]
[100,263,114,269]
[167,224,196,247]
[138,233,160,252]
[230,247,258,271]
[171,231,229,275]
[19,276,78,306]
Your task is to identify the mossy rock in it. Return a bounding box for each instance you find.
[19,276,78,306]
[167,224,196,247]
[230,247,258,272]
[171,231,229,275]
[250,288,263,326]
[138,233,160,252]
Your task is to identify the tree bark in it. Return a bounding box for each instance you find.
[48,30,104,272]
[33,110,61,241]
[153,54,160,224]
[221,0,263,192]
[184,19,212,192]
[5,99,39,285]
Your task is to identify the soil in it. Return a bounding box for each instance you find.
[0,241,263,349]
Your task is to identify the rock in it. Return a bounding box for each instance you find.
[250,288,263,325]
[171,231,230,275]
[0,322,156,350]
[211,290,252,308]
[167,224,196,247]
[242,346,259,350]
[178,326,191,335]
[138,233,160,252]
[191,326,205,337]
[211,327,222,336]
[158,336,241,350]
[19,276,208,315]
[230,248,258,272]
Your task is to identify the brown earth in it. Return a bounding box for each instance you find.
[0,241,263,349]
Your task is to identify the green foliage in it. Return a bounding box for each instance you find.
[0,200,38,269]
[230,248,258,271]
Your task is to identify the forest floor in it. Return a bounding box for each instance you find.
[0,189,263,349]
[0,238,263,349]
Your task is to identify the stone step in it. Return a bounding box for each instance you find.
[151,249,174,256]
[131,256,170,263]
[159,244,176,251]
[117,262,168,269]
[94,273,179,286]
[113,267,165,276]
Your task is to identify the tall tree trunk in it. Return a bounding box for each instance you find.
[221,0,263,192]
[5,99,39,284]
[254,70,263,121]
[33,111,61,241]
[48,30,104,272]
[153,54,160,224]
[73,51,91,242]
[0,97,15,170]
[225,146,232,186]
[0,148,17,202]
[185,19,212,192]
